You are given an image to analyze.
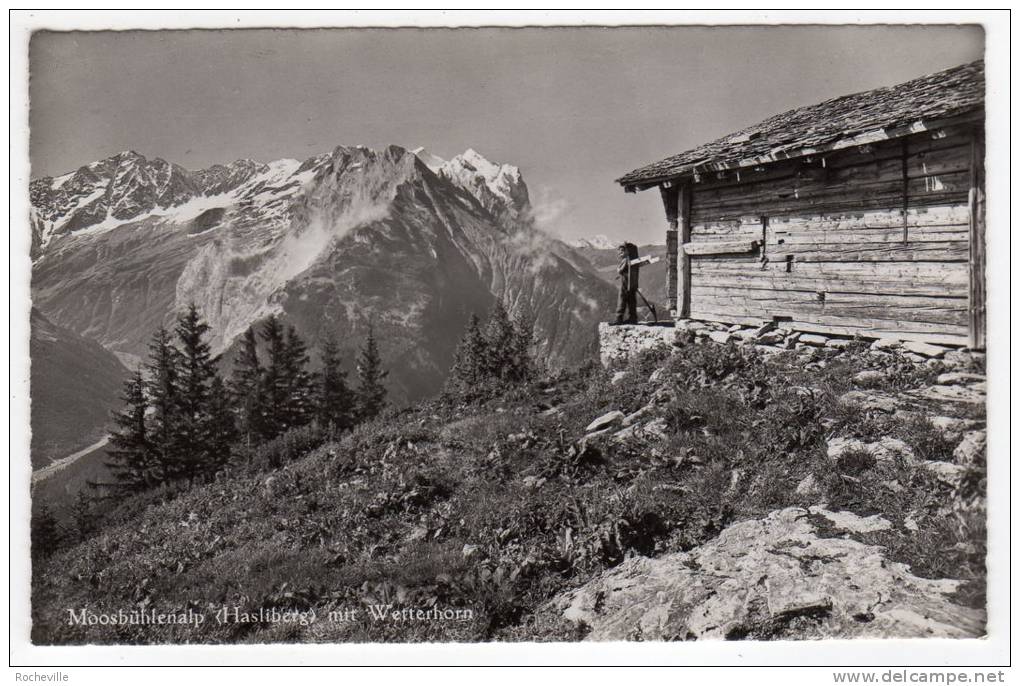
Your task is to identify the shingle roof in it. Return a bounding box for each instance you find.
[616,60,984,189]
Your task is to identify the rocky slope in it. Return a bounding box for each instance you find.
[30,146,615,404]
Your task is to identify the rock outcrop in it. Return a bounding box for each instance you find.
[550,507,984,641]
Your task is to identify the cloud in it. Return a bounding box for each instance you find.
[527,186,572,232]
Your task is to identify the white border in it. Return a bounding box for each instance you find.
[6,9,1012,669]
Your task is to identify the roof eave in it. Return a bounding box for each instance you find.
[616,109,984,193]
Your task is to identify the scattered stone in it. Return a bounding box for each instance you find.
[827,436,914,463]
[408,526,430,542]
[853,370,886,387]
[903,515,920,532]
[610,371,629,385]
[522,475,547,490]
[826,339,854,349]
[727,324,742,333]
[795,473,822,497]
[549,507,984,640]
[585,410,625,433]
[648,368,664,384]
[708,331,733,344]
[462,544,482,560]
[871,338,902,351]
[929,416,978,435]
[614,418,669,443]
[809,506,892,534]
[924,461,966,487]
[937,371,985,386]
[757,331,785,345]
[943,350,984,370]
[913,385,985,404]
[953,430,987,465]
[784,332,803,349]
[800,333,829,346]
[839,390,899,413]
[754,321,778,337]
[623,405,655,427]
[901,341,951,358]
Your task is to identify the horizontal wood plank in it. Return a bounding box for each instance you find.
[683,239,759,256]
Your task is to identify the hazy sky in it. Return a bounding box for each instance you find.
[30,26,983,244]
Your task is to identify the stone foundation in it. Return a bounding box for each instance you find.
[598,319,976,367]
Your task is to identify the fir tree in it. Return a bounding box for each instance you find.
[281,324,314,429]
[509,308,538,383]
[205,375,238,474]
[230,325,264,451]
[259,315,288,439]
[482,301,516,381]
[317,335,355,435]
[355,325,388,421]
[70,491,95,543]
[146,326,183,480]
[32,503,61,560]
[174,303,218,479]
[106,370,156,491]
[446,313,487,392]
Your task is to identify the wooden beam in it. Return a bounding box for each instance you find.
[968,132,986,349]
[659,184,679,313]
[678,181,692,318]
[683,239,759,256]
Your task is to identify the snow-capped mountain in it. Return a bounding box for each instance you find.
[30,145,615,406]
[570,234,617,250]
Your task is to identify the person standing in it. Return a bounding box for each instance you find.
[614,242,640,324]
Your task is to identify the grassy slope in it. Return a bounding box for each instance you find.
[31,341,986,644]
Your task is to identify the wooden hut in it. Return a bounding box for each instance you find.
[617,61,985,348]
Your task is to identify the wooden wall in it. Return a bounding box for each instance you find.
[676,124,981,345]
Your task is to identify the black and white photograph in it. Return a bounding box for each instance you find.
[8,10,1011,673]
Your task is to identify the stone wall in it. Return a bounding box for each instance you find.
[598,319,969,368]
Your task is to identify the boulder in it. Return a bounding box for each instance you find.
[622,405,655,427]
[756,331,785,345]
[610,371,629,385]
[924,460,967,487]
[585,410,625,433]
[852,370,886,387]
[800,333,829,346]
[708,331,733,344]
[839,390,899,413]
[795,473,822,498]
[913,385,985,405]
[871,338,902,351]
[901,341,951,358]
[549,507,984,640]
[462,543,482,560]
[953,430,987,465]
[827,436,914,463]
[936,371,985,386]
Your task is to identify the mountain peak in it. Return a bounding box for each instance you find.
[411,147,446,173]
[570,234,617,250]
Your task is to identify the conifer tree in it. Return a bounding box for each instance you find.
[146,326,183,479]
[281,324,314,429]
[70,491,95,543]
[317,335,355,435]
[355,325,388,421]
[174,303,217,479]
[446,313,488,393]
[31,503,61,560]
[230,325,264,450]
[205,375,238,474]
[259,315,288,439]
[106,370,156,491]
[482,301,516,381]
[509,309,537,383]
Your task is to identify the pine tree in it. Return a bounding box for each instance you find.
[32,504,61,560]
[281,324,314,430]
[106,370,156,491]
[482,301,516,381]
[146,326,183,480]
[174,304,218,479]
[317,335,355,435]
[230,325,264,451]
[259,315,288,439]
[509,308,537,383]
[447,313,487,392]
[70,491,95,543]
[205,375,238,474]
[355,325,388,422]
